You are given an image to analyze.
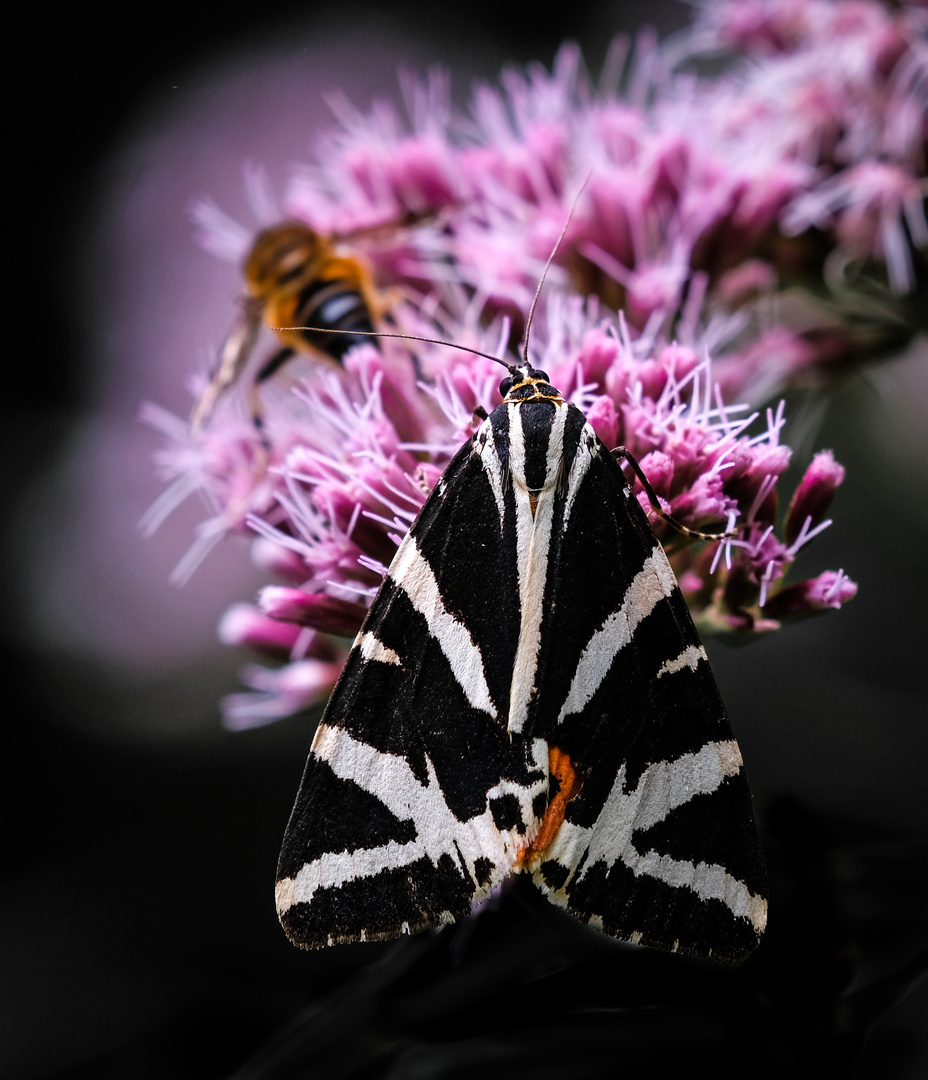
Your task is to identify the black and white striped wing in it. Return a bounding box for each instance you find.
[524,417,767,961]
[275,437,542,948]
[276,367,767,959]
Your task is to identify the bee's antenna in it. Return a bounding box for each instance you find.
[520,174,591,365]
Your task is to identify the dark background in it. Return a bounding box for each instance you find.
[5,2,927,1077]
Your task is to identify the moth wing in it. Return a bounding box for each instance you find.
[528,423,767,961]
[276,434,542,948]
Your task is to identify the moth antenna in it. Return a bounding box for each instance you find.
[269,325,510,369]
[520,174,591,365]
[279,175,591,378]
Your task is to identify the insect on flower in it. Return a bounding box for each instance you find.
[190,214,427,436]
[273,217,768,961]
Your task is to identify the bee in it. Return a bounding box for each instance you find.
[191,217,417,435]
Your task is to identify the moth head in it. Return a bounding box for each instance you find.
[500,363,560,403]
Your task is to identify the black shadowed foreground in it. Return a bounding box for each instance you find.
[235,799,928,1080]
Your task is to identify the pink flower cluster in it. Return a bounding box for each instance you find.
[231,0,922,399]
[148,301,855,728]
[144,0,928,727]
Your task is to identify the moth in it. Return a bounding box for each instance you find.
[275,357,768,962]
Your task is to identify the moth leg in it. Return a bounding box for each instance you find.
[612,446,736,542]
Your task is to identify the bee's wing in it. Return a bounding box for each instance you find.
[190,299,263,432]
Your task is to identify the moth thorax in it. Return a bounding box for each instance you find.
[510,399,562,497]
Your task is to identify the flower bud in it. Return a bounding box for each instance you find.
[785,451,845,546]
[218,603,304,658]
[222,658,343,731]
[251,538,309,583]
[259,588,369,637]
[586,395,619,449]
[763,570,857,618]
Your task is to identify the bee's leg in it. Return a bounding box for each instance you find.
[254,346,296,386]
[250,347,295,446]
